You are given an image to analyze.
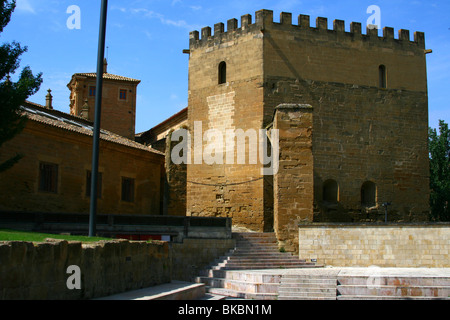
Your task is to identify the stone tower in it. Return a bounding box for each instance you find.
[67,59,141,140]
[186,9,430,235]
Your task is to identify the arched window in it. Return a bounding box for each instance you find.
[218,61,227,84]
[379,65,387,89]
[361,181,377,207]
[323,179,338,203]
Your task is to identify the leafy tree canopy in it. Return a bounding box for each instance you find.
[0,0,43,172]
[429,120,450,221]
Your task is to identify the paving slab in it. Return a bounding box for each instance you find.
[95,281,205,300]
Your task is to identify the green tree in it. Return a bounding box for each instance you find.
[429,120,450,221]
[0,0,42,172]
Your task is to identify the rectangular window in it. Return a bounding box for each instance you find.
[121,177,135,202]
[119,89,127,100]
[89,86,96,97]
[86,171,103,199]
[39,162,58,193]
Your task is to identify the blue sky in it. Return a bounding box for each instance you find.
[2,0,449,133]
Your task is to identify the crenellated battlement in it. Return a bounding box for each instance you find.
[189,9,425,49]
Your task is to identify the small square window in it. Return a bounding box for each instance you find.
[86,171,103,199]
[89,86,96,97]
[121,177,135,202]
[119,89,127,100]
[39,162,58,193]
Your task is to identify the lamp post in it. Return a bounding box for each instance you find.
[89,0,108,237]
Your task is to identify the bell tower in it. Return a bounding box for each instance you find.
[67,59,141,140]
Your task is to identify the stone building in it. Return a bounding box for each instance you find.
[0,67,164,216]
[0,10,432,251]
[67,59,140,140]
[137,108,188,217]
[179,9,430,247]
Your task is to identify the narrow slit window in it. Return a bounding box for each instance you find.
[218,61,227,84]
[379,65,387,89]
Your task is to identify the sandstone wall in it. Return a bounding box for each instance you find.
[171,238,236,281]
[187,19,269,231]
[298,223,450,268]
[0,121,164,216]
[0,239,171,300]
[0,237,236,300]
[273,105,314,253]
[165,130,187,216]
[69,77,139,140]
[186,9,430,232]
[267,79,430,222]
[262,10,430,222]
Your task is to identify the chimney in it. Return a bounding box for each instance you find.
[103,58,108,74]
[45,89,53,109]
[80,99,90,120]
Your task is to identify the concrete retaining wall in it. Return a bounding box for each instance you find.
[298,223,450,268]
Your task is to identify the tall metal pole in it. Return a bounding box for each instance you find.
[89,0,108,237]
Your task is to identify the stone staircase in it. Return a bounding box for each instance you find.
[278,275,337,300]
[195,232,320,300]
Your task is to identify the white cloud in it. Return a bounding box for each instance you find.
[171,0,182,6]
[129,7,200,30]
[16,0,36,14]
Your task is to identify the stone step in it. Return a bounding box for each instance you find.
[337,285,450,297]
[207,287,278,301]
[278,275,338,300]
[199,293,228,300]
[197,232,323,300]
[280,281,337,288]
[337,295,449,301]
[198,277,279,294]
[278,288,336,298]
[222,258,308,264]
[281,275,337,283]
[211,262,317,270]
[278,289,337,296]
[233,245,280,250]
[96,281,206,301]
[212,261,317,268]
[229,251,296,257]
[197,270,282,283]
[233,232,277,238]
[278,296,336,300]
[338,276,450,287]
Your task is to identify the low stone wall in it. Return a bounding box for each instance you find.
[298,223,450,268]
[0,236,236,300]
[0,239,171,300]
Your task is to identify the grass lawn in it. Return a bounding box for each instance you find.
[0,229,111,243]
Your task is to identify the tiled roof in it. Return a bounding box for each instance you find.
[20,101,163,156]
[73,73,141,83]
